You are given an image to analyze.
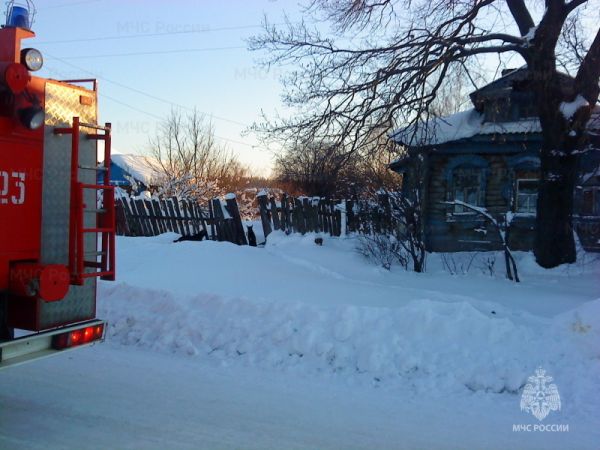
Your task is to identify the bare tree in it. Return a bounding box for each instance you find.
[250,0,600,268]
[357,189,426,272]
[148,109,246,201]
[274,136,402,196]
[274,140,348,196]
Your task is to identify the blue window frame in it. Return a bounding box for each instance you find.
[516,179,538,214]
[445,156,489,216]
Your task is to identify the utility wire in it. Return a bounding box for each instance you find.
[43,61,268,151]
[54,46,246,60]
[37,0,102,10]
[45,52,248,127]
[100,93,259,150]
[36,23,282,45]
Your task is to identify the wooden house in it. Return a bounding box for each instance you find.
[389,68,600,253]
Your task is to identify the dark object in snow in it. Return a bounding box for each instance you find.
[247,225,257,247]
[173,230,208,243]
[491,310,496,315]
[315,237,323,246]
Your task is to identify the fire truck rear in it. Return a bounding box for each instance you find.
[0,1,115,369]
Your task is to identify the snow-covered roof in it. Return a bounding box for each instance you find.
[390,109,540,147]
[109,154,164,185]
[390,107,600,148]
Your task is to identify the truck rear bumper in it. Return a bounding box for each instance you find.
[0,319,105,370]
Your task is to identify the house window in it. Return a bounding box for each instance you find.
[582,187,600,216]
[516,179,538,214]
[451,167,485,213]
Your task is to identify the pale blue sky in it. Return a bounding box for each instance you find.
[29,0,300,175]
[23,0,600,176]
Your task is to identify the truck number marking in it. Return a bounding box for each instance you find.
[0,171,26,205]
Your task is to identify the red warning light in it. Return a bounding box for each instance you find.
[51,322,106,350]
[83,327,94,343]
[70,330,82,344]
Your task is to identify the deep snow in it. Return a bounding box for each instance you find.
[1,231,599,449]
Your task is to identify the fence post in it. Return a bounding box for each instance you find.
[114,198,127,236]
[150,199,165,234]
[143,199,155,235]
[280,193,288,232]
[181,200,196,235]
[128,197,144,236]
[339,201,347,237]
[257,191,273,238]
[193,202,209,235]
[169,197,186,236]
[163,198,175,235]
[206,200,216,240]
[211,198,225,242]
[294,197,305,234]
[334,200,342,236]
[133,199,151,236]
[116,197,133,236]
[225,194,248,245]
[270,197,281,231]
[301,197,311,232]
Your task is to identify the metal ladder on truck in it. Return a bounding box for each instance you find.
[55,117,116,285]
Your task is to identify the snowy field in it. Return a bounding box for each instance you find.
[1,230,599,449]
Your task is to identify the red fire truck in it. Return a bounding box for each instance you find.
[0,1,115,369]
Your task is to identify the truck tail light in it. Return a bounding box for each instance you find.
[52,323,105,350]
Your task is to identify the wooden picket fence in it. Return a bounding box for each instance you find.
[257,192,395,238]
[115,195,248,245]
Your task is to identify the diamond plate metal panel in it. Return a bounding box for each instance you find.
[39,81,98,329]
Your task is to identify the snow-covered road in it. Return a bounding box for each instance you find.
[1,344,595,450]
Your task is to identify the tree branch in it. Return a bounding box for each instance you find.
[575,27,600,105]
[455,33,524,45]
[505,0,535,36]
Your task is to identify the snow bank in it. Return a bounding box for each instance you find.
[99,284,600,406]
[98,233,600,410]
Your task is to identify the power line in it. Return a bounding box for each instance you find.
[100,92,161,120]
[42,61,267,151]
[45,52,249,127]
[37,0,102,10]
[35,23,278,45]
[54,45,246,60]
[100,93,264,150]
